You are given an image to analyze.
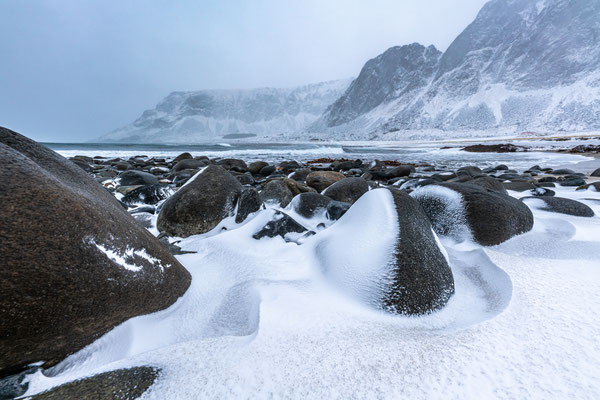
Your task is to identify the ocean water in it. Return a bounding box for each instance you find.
[45,140,593,171]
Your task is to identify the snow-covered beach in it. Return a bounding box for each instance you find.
[4,132,596,399]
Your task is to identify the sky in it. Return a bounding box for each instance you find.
[0,0,489,142]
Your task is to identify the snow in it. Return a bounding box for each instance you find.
[312,189,399,308]
[23,164,600,399]
[87,238,170,273]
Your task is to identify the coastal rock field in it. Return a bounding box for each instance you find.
[1,128,599,399]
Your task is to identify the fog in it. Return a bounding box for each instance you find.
[0,0,488,142]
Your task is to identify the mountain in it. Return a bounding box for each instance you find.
[99,79,351,143]
[312,0,600,139]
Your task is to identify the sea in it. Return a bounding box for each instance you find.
[44,139,598,171]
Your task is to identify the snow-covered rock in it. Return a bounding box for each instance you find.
[100,79,351,143]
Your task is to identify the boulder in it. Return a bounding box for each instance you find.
[248,161,268,175]
[521,196,595,217]
[411,183,534,246]
[306,171,345,192]
[0,127,191,377]
[258,165,277,176]
[290,192,332,219]
[236,187,262,223]
[117,170,158,186]
[502,181,537,192]
[528,187,555,197]
[469,176,508,195]
[171,159,207,173]
[157,165,243,237]
[27,367,159,400]
[559,177,586,187]
[288,168,312,182]
[173,152,193,163]
[121,184,173,205]
[253,211,310,241]
[551,168,577,175]
[218,158,248,172]
[316,189,454,315]
[591,168,600,177]
[260,179,294,207]
[323,177,369,204]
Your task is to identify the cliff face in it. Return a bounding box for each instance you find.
[313,0,600,138]
[99,79,351,143]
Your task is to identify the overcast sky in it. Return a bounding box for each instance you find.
[0,0,488,142]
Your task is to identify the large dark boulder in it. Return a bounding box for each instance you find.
[521,196,595,217]
[236,187,262,223]
[117,170,158,186]
[411,183,534,246]
[157,165,243,237]
[306,171,345,192]
[316,189,454,315]
[260,180,293,207]
[322,177,369,204]
[591,168,600,177]
[0,127,191,377]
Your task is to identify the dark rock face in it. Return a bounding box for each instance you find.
[28,367,159,400]
[253,211,310,241]
[306,171,345,192]
[0,127,191,377]
[384,190,455,314]
[319,43,441,127]
[117,170,159,186]
[157,165,243,237]
[412,183,534,246]
[591,168,600,177]
[260,180,293,207]
[236,187,262,223]
[522,196,595,217]
[121,184,173,205]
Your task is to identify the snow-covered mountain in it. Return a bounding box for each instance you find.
[311,0,600,139]
[99,79,351,143]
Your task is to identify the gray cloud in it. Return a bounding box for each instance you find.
[0,0,488,142]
